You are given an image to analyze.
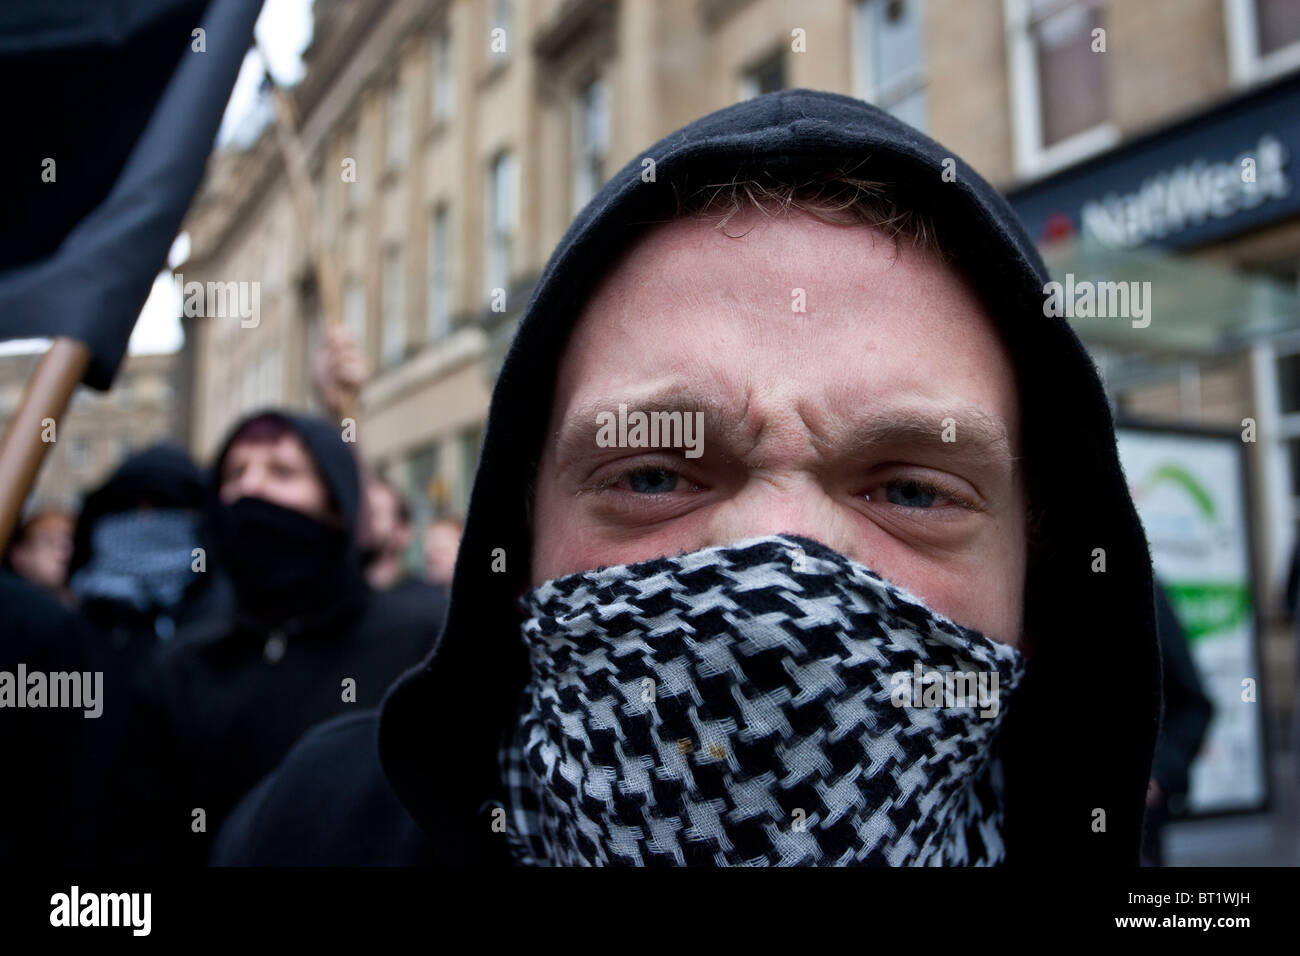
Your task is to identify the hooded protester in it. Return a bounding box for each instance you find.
[68,442,229,669]
[213,90,1161,867]
[362,476,450,623]
[0,570,114,864]
[111,410,442,864]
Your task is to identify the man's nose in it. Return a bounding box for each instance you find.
[705,473,861,559]
[234,466,267,500]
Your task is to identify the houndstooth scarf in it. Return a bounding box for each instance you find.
[500,534,1026,866]
[69,509,200,614]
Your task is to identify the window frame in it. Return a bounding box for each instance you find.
[851,0,930,130]
[381,245,406,366]
[571,75,609,214]
[1004,0,1118,180]
[386,80,408,172]
[1225,0,1300,89]
[484,150,517,303]
[431,27,455,123]
[428,203,452,341]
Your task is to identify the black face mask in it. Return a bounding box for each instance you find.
[215,496,360,623]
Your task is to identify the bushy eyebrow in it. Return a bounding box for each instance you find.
[551,386,1016,473]
[553,387,747,467]
[817,405,1017,470]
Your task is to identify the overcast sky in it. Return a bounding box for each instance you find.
[1,0,314,359]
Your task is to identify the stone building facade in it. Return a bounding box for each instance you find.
[180,0,1300,602]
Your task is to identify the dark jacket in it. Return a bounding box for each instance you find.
[111,411,443,864]
[0,571,129,864]
[1150,582,1214,810]
[216,90,1162,867]
[213,711,433,865]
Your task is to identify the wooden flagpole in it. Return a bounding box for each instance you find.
[257,45,356,425]
[0,338,91,552]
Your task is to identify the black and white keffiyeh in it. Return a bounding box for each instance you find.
[500,534,1026,867]
[69,509,199,614]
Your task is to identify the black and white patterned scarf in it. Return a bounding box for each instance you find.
[69,509,200,614]
[500,534,1026,866]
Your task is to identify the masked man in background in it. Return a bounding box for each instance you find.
[112,411,441,864]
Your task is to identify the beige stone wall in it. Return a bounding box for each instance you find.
[180,0,1264,516]
[926,0,1015,186]
[1106,0,1232,136]
[0,352,178,506]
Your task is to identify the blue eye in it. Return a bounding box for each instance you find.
[884,479,938,508]
[626,468,679,494]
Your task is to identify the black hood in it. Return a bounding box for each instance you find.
[68,440,205,578]
[210,409,362,537]
[208,409,365,627]
[377,89,1161,866]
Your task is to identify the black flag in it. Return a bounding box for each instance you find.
[0,0,265,389]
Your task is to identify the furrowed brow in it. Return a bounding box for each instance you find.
[553,387,743,467]
[828,406,1017,468]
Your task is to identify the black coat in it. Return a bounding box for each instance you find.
[108,412,446,864]
[216,90,1162,867]
[212,710,433,865]
[1150,581,1214,808]
[0,572,133,864]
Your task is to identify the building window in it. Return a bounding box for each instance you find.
[428,204,451,341]
[240,363,256,411]
[458,426,483,514]
[347,121,367,207]
[315,170,333,241]
[572,78,609,213]
[1226,0,1300,86]
[386,81,408,171]
[1279,351,1300,416]
[382,247,406,365]
[407,442,442,520]
[344,278,367,351]
[258,348,281,404]
[485,150,517,302]
[852,0,928,131]
[490,0,512,60]
[432,28,454,122]
[1005,0,1115,178]
[739,49,785,100]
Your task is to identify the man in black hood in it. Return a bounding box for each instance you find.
[68,442,229,667]
[214,90,1161,867]
[112,410,442,864]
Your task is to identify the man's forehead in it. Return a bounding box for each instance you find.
[579,209,953,314]
[548,209,1020,460]
[553,378,1017,464]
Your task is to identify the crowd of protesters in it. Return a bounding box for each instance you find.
[0,331,459,865]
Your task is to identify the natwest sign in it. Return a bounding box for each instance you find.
[1080,135,1289,248]
[1008,71,1300,252]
